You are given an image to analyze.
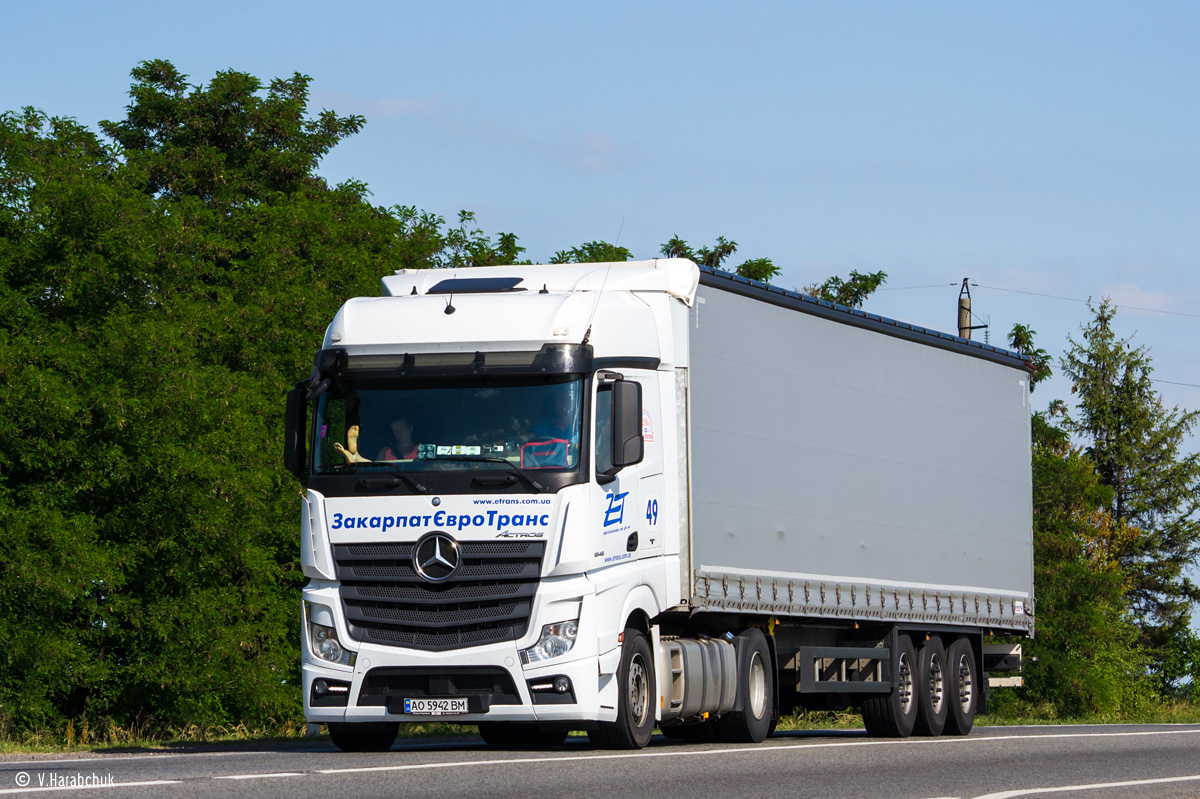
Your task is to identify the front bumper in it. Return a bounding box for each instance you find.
[303,579,612,725]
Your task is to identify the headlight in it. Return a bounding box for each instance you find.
[307,606,356,667]
[522,620,579,664]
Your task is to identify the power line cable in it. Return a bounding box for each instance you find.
[875,280,1200,319]
[878,283,957,291]
[870,279,1199,388]
[1151,379,1200,389]
[972,283,1200,320]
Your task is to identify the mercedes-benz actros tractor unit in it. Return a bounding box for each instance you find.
[285,258,1032,751]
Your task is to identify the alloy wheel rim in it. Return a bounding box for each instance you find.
[957,654,974,712]
[748,652,767,718]
[928,653,945,715]
[629,654,649,725]
[897,652,914,714]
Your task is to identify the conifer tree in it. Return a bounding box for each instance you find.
[1060,300,1200,665]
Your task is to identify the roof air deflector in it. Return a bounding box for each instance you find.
[426,277,525,295]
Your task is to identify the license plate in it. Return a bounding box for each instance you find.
[403,697,469,715]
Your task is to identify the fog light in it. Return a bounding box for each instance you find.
[528,675,575,704]
[310,678,351,707]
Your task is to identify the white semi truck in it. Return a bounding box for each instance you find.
[285,259,1033,751]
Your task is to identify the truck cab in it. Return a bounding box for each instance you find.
[286,260,698,750]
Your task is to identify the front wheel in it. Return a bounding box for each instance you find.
[716,628,774,743]
[327,722,399,752]
[590,628,655,749]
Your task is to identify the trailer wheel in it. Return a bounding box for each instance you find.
[716,628,774,744]
[477,722,569,748]
[590,628,655,749]
[860,634,918,738]
[944,638,978,736]
[327,722,399,752]
[914,636,948,736]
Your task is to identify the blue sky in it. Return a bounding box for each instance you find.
[5,2,1199,619]
[7,2,1196,400]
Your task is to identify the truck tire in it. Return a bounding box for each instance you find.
[914,636,948,736]
[477,722,569,748]
[716,628,774,743]
[944,638,978,736]
[860,633,917,738]
[327,722,399,752]
[590,628,656,749]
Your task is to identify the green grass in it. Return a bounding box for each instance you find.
[0,719,313,755]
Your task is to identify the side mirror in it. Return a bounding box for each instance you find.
[610,379,644,470]
[284,386,308,478]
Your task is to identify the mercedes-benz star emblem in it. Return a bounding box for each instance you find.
[413,532,462,583]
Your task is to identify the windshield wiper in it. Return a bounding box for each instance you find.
[434,456,546,493]
[356,466,429,494]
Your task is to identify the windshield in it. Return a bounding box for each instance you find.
[313,375,583,475]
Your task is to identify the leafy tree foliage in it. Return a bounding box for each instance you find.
[1009,322,1053,389]
[0,61,540,735]
[1023,422,1152,715]
[1005,324,1153,715]
[0,62,419,733]
[658,235,779,281]
[549,240,631,264]
[1060,300,1200,667]
[802,270,888,308]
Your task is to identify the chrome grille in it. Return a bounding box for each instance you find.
[334,540,544,652]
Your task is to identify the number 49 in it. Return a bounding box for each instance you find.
[646,499,658,525]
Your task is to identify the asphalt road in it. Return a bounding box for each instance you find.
[2,724,1199,799]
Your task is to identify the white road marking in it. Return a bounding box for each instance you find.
[0,750,305,767]
[0,780,180,795]
[317,728,1200,775]
[2,726,1198,793]
[317,740,892,774]
[972,773,1200,799]
[947,728,1200,743]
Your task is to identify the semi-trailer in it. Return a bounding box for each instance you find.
[285,258,1033,751]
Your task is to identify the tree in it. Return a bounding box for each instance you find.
[735,257,779,282]
[1021,424,1152,715]
[1009,322,1053,389]
[658,235,779,281]
[1059,300,1200,670]
[1004,324,1153,716]
[0,61,452,734]
[550,240,631,263]
[803,270,888,308]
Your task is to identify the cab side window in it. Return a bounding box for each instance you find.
[594,384,613,475]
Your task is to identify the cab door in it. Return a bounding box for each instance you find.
[591,370,664,566]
